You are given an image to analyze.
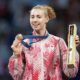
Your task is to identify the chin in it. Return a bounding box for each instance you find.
[33,27,40,31]
[34,28,40,31]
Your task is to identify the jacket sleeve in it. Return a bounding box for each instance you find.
[8,39,30,80]
[8,52,24,80]
[59,38,79,78]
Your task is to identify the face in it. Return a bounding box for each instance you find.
[30,9,49,31]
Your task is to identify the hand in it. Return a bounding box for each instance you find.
[75,35,80,47]
[11,34,23,56]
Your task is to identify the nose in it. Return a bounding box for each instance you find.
[32,17,37,23]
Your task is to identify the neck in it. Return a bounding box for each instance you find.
[34,28,47,36]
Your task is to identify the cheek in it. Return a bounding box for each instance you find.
[40,18,46,23]
[41,20,46,25]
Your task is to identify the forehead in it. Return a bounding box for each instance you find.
[30,9,45,16]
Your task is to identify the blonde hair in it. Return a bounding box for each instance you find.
[31,5,56,20]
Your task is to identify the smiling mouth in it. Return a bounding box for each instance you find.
[32,24,39,27]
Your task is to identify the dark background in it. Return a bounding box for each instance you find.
[0,0,80,80]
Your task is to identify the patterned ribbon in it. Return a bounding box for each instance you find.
[21,35,48,48]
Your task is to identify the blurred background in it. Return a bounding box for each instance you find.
[0,0,80,80]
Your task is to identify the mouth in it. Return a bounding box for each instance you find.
[32,23,40,27]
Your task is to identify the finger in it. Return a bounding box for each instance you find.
[75,35,79,40]
[11,39,21,49]
[12,40,19,47]
[68,48,72,51]
[13,43,22,54]
[75,40,80,46]
[11,34,23,50]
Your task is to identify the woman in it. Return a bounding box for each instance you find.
[8,5,79,80]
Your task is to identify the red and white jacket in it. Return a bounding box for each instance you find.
[8,33,79,80]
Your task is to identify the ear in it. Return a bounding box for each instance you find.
[45,16,49,23]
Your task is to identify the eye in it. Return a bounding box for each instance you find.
[37,15,41,18]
